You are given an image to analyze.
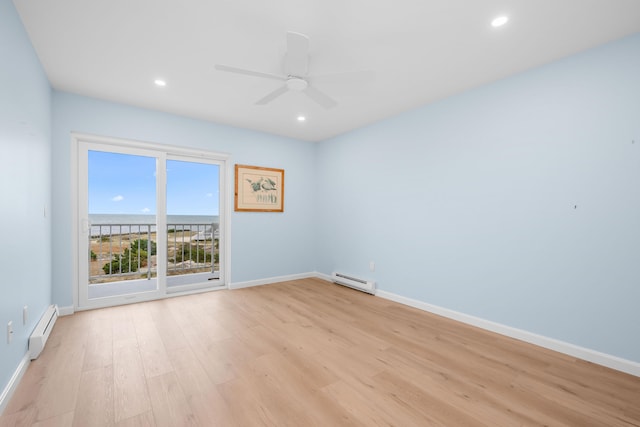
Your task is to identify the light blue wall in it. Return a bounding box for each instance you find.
[316,34,640,362]
[0,0,52,396]
[51,92,317,306]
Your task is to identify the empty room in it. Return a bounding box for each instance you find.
[1,0,640,425]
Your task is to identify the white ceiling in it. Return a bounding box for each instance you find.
[13,0,640,142]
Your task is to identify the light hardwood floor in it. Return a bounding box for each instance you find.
[2,278,639,426]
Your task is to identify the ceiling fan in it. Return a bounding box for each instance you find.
[215,32,368,109]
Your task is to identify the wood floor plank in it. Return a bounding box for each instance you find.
[114,411,155,427]
[2,333,62,417]
[72,366,114,427]
[4,279,639,426]
[244,352,360,426]
[31,324,85,422]
[31,412,74,427]
[165,344,235,425]
[134,319,174,379]
[216,375,282,426]
[321,380,405,427]
[0,407,36,427]
[315,342,388,381]
[146,300,190,352]
[111,306,138,348]
[146,372,197,427]
[187,387,234,427]
[369,370,484,427]
[166,346,213,398]
[330,373,449,427]
[113,341,151,422]
[375,345,562,426]
[82,329,113,373]
[198,336,259,385]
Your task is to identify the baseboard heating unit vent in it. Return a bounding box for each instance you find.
[29,305,58,360]
[332,272,375,294]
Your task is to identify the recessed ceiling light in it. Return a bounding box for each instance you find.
[154,79,167,87]
[297,115,306,122]
[491,15,509,27]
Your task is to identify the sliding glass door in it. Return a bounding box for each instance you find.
[76,136,227,309]
[85,149,160,300]
[165,157,221,291]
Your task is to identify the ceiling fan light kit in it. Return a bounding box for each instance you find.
[286,77,308,91]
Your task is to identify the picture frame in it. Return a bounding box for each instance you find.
[234,164,285,212]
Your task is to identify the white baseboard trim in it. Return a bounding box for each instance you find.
[313,272,332,282]
[376,290,640,378]
[229,272,318,290]
[57,306,74,316]
[0,353,30,416]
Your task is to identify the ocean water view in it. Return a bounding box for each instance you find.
[89,214,219,236]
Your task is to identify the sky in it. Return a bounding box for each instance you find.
[88,151,220,215]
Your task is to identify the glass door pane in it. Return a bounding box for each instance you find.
[166,158,221,290]
[87,150,158,299]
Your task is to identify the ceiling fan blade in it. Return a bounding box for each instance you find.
[215,64,285,81]
[304,86,337,109]
[284,31,309,76]
[255,85,289,105]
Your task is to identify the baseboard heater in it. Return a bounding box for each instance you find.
[29,305,58,360]
[332,272,376,294]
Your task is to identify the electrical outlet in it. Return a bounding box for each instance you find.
[23,306,28,325]
[7,321,13,344]
[369,261,375,272]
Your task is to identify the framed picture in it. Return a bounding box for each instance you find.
[235,164,285,212]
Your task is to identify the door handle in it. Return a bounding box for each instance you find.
[81,218,90,234]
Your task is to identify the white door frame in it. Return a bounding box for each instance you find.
[71,132,231,311]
